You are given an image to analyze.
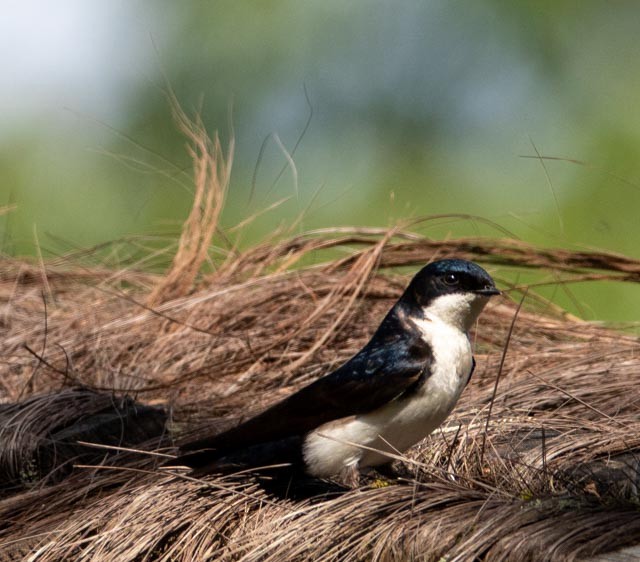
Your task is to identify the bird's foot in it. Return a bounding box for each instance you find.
[369,477,392,489]
[360,464,400,488]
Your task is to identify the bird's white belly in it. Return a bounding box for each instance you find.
[303,319,473,478]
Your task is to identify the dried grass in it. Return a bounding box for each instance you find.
[1,115,639,561]
[146,96,234,307]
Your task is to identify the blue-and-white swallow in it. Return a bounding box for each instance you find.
[170,259,499,478]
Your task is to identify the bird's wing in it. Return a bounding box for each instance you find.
[178,330,433,458]
[466,356,476,386]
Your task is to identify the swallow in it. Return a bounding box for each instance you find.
[168,259,499,478]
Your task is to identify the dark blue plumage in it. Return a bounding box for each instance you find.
[169,258,499,476]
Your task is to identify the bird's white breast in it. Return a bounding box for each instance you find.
[303,314,474,478]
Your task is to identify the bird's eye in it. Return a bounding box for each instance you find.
[443,273,459,286]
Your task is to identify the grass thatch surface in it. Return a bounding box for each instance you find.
[1,119,640,561]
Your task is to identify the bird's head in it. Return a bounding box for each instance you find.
[403,259,500,332]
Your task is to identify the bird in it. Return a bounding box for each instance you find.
[168,258,500,479]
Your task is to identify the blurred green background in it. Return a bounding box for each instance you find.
[2,1,640,324]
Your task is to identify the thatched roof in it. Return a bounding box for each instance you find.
[1,117,639,561]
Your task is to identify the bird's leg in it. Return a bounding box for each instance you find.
[336,463,362,488]
[358,463,400,488]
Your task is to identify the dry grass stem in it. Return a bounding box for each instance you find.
[146,99,234,307]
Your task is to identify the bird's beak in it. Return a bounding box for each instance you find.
[475,286,501,296]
